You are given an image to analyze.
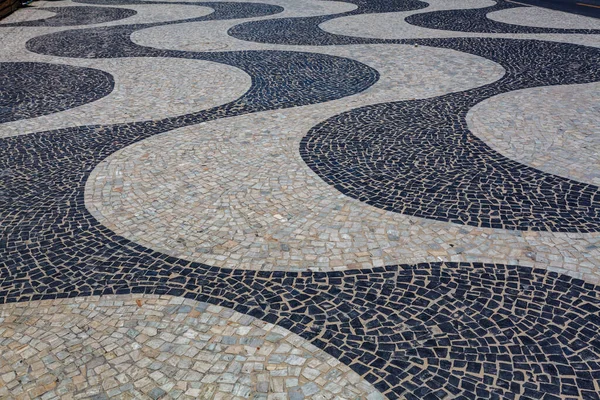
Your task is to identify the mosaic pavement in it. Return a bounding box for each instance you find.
[1,0,599,398]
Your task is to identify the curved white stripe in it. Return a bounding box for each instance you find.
[0,57,251,137]
[467,82,600,186]
[131,0,357,51]
[0,294,384,399]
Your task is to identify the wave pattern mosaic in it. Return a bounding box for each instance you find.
[1,0,600,398]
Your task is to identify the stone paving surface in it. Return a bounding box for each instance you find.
[486,6,600,29]
[0,295,382,399]
[85,44,506,272]
[1,0,600,398]
[467,82,600,187]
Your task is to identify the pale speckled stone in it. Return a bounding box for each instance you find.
[467,82,600,186]
[0,295,382,399]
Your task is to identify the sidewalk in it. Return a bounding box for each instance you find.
[1,0,600,398]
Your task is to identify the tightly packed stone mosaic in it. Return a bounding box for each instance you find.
[1,0,599,398]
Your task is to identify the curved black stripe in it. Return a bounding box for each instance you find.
[301,38,600,232]
[0,6,136,26]
[227,0,428,45]
[0,62,114,123]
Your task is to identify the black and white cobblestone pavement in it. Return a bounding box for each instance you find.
[1,0,600,398]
